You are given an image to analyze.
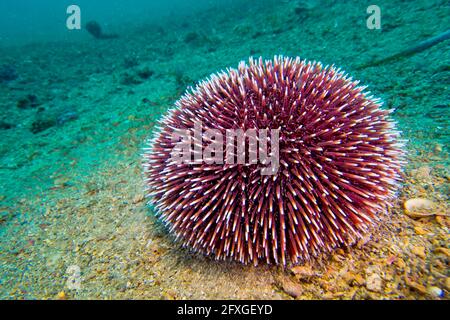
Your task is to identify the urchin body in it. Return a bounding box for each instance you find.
[143,56,404,266]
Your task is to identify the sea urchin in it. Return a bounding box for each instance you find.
[143,56,405,266]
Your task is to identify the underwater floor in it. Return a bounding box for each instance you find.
[0,0,448,299]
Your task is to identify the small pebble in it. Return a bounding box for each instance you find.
[404,198,434,211]
[280,278,303,298]
[411,166,432,180]
[132,194,145,204]
[344,271,365,286]
[412,246,426,259]
[433,144,443,154]
[414,226,427,235]
[404,198,436,218]
[434,247,450,257]
[366,273,382,293]
[394,258,406,269]
[427,286,443,298]
[290,265,316,279]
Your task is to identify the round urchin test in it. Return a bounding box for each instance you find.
[143,56,405,266]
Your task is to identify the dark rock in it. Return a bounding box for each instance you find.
[120,73,142,85]
[0,121,15,130]
[382,23,398,32]
[0,64,18,83]
[85,21,118,39]
[137,68,154,80]
[294,1,317,16]
[141,98,159,107]
[17,95,40,109]
[294,7,305,15]
[30,118,56,134]
[184,32,200,43]
[184,32,210,46]
[273,27,284,35]
[432,104,449,109]
[252,31,264,39]
[86,21,102,38]
[123,56,139,69]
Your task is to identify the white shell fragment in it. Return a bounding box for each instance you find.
[403,198,436,218]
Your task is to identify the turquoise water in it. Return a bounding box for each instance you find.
[0,0,448,299]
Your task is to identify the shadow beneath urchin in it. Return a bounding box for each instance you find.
[142,202,400,274]
[144,208,262,274]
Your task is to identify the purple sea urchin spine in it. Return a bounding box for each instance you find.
[143,56,405,266]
